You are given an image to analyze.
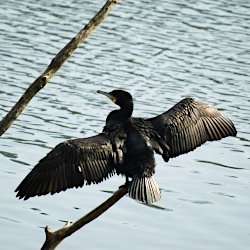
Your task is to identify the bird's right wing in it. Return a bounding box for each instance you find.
[148,98,237,161]
[15,133,123,200]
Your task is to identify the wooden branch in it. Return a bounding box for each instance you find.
[41,185,128,250]
[0,0,119,137]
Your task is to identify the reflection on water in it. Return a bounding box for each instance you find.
[30,207,49,216]
[178,198,213,205]
[0,0,250,250]
[197,160,244,170]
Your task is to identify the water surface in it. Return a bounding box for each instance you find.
[0,0,249,249]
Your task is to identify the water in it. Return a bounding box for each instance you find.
[0,0,249,249]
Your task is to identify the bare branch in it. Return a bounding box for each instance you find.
[0,0,119,137]
[41,185,128,250]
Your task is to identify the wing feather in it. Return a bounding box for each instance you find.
[15,133,118,200]
[149,98,237,161]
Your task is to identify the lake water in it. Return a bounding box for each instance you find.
[0,0,249,249]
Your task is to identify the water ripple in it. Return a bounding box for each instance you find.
[0,0,249,249]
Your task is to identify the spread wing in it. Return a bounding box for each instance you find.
[148,98,237,161]
[15,133,122,200]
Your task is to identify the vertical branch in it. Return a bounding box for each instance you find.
[0,0,119,137]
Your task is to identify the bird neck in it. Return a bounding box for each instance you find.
[120,100,133,118]
[106,101,133,124]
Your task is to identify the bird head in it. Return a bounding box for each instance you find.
[97,90,133,109]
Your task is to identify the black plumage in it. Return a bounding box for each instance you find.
[15,90,237,204]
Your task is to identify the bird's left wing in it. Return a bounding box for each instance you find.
[148,98,237,161]
[15,133,119,200]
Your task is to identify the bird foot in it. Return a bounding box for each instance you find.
[119,183,129,189]
[119,177,131,189]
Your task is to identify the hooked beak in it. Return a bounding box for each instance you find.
[97,90,116,103]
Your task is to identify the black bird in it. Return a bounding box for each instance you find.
[15,90,237,204]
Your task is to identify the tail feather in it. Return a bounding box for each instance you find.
[129,175,161,204]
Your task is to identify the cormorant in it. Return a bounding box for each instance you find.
[15,90,237,204]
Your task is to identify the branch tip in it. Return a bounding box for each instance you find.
[64,221,73,227]
[45,225,53,235]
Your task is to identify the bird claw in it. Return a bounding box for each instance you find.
[119,177,131,189]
